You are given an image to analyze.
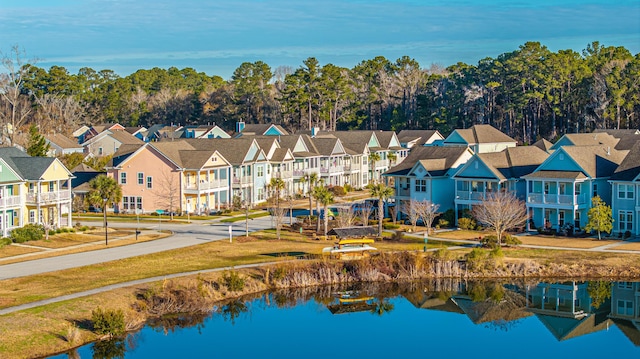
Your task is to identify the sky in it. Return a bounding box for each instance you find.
[1,0,639,80]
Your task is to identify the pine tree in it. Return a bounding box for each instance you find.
[26,124,50,157]
[584,196,613,240]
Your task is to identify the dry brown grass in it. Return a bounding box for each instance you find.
[517,235,618,249]
[611,241,640,251]
[0,245,43,259]
[32,230,134,249]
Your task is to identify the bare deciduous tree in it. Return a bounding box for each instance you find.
[402,200,420,231]
[472,191,528,246]
[413,199,440,235]
[336,206,356,228]
[272,205,287,240]
[34,94,85,136]
[357,202,373,227]
[0,45,36,145]
[154,168,181,219]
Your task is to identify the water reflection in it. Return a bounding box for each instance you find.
[52,280,640,358]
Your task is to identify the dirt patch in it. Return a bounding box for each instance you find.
[518,235,619,249]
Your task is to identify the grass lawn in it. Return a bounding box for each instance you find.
[220,212,271,222]
[517,235,618,249]
[611,242,640,251]
[0,245,43,259]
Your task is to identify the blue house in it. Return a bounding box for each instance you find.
[523,145,627,232]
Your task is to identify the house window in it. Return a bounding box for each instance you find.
[593,183,598,197]
[257,188,264,201]
[415,179,427,192]
[257,166,264,177]
[120,172,127,184]
[29,210,35,224]
[618,184,634,199]
[618,282,633,289]
[617,300,634,316]
[146,176,152,189]
[98,147,103,156]
[123,197,129,210]
[138,173,144,185]
[619,211,633,232]
[136,197,143,210]
[49,182,54,192]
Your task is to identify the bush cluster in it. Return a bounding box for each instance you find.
[222,271,245,291]
[328,186,346,196]
[10,224,44,243]
[457,217,476,230]
[91,307,125,336]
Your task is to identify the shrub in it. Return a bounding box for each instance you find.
[440,209,455,226]
[383,223,400,230]
[481,235,499,249]
[437,218,449,229]
[329,186,346,196]
[344,183,353,192]
[48,230,56,236]
[0,237,12,247]
[91,307,125,336]
[222,271,245,291]
[502,234,522,246]
[457,217,476,230]
[390,231,404,241]
[625,230,632,239]
[10,224,45,243]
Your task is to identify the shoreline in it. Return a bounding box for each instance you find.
[4,249,640,359]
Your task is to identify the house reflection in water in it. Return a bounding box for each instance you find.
[525,281,612,341]
[609,281,640,345]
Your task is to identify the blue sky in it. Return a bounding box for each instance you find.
[1,0,639,79]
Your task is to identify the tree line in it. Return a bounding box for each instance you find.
[1,41,638,145]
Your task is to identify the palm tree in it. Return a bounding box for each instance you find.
[368,182,394,237]
[387,152,397,166]
[86,174,122,246]
[303,172,318,221]
[268,177,285,208]
[368,152,381,184]
[314,186,334,236]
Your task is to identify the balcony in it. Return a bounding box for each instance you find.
[397,187,411,197]
[26,190,70,204]
[232,176,253,186]
[184,179,227,192]
[0,195,21,207]
[527,193,589,205]
[273,170,293,179]
[320,165,343,174]
[456,191,487,201]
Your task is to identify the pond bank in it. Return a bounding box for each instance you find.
[3,249,640,359]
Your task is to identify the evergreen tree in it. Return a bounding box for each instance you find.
[584,195,613,240]
[26,124,50,157]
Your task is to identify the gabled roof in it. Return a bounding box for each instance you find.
[526,145,627,180]
[312,137,346,156]
[446,124,517,145]
[72,125,90,138]
[270,148,294,163]
[373,131,401,149]
[180,138,263,165]
[0,146,66,180]
[124,126,146,135]
[397,130,442,146]
[240,124,289,136]
[71,163,99,173]
[46,133,82,149]
[82,129,144,147]
[613,134,640,151]
[532,138,554,153]
[594,129,640,138]
[550,133,619,150]
[610,141,640,181]
[385,146,470,177]
[318,130,380,149]
[464,146,549,180]
[110,144,145,167]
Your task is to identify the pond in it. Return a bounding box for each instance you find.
[49,280,640,358]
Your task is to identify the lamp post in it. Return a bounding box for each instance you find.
[103,197,108,246]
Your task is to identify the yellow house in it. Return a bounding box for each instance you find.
[0,147,74,229]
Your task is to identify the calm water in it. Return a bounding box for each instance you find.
[49,280,640,358]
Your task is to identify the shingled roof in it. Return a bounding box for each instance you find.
[385,146,469,177]
[397,130,439,146]
[610,141,640,181]
[46,133,82,149]
[474,146,549,180]
[450,124,517,145]
[561,145,627,178]
[0,146,61,180]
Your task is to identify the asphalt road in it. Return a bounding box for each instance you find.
[0,216,276,281]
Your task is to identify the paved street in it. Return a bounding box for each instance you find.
[0,215,275,281]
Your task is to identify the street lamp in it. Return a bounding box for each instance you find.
[103,197,108,246]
